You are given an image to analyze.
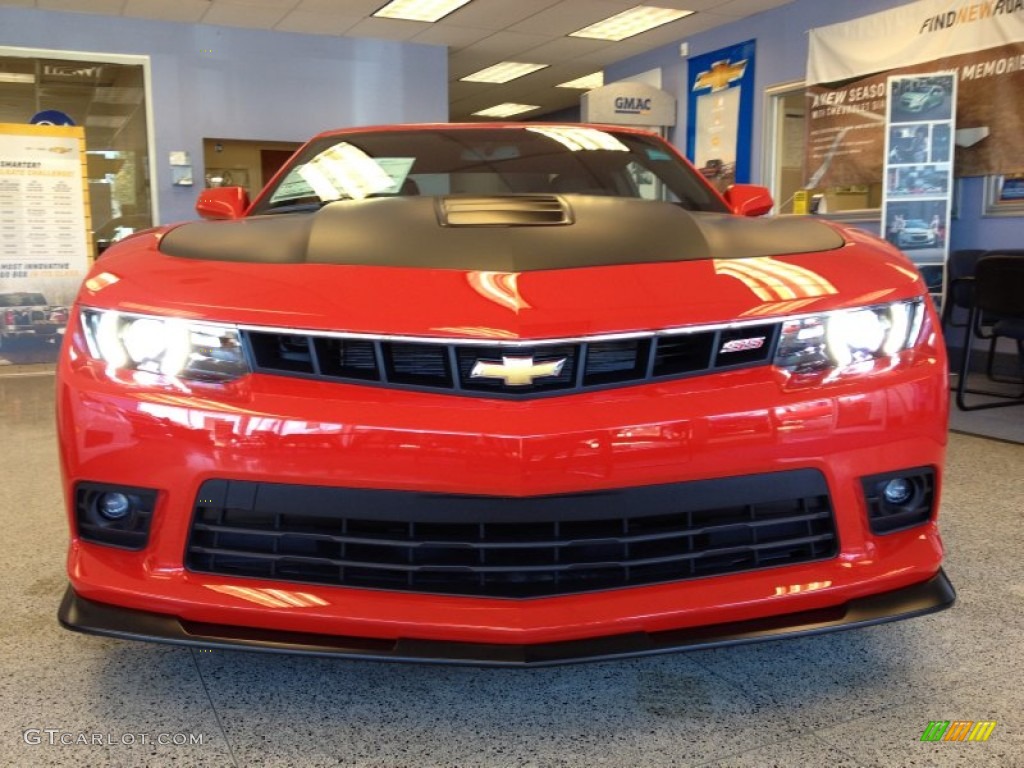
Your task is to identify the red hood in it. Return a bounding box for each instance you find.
[84,223,922,340]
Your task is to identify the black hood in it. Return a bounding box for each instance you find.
[159,195,845,272]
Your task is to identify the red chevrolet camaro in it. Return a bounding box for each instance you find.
[57,124,954,665]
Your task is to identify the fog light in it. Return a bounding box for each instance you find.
[882,478,914,506]
[861,468,935,535]
[76,483,157,550]
[98,492,132,520]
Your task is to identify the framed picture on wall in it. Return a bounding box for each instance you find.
[984,174,1024,216]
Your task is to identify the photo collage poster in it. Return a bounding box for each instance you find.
[881,73,957,297]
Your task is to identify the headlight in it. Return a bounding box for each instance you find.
[774,299,925,374]
[80,308,250,382]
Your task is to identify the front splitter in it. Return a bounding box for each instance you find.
[58,571,955,667]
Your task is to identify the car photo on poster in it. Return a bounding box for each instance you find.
[888,125,932,165]
[890,76,955,122]
[886,199,948,262]
[0,292,67,362]
[886,164,951,199]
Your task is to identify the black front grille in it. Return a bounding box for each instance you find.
[185,471,838,599]
[243,322,779,398]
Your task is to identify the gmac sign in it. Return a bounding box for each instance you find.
[582,83,676,127]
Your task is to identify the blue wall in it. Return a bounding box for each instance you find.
[605,0,1021,251]
[0,7,448,225]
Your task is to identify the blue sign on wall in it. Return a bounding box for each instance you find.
[30,110,76,126]
[686,40,756,191]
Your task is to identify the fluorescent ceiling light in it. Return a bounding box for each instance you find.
[372,0,473,23]
[0,73,35,84]
[570,6,694,41]
[557,72,604,90]
[472,103,540,118]
[461,62,549,84]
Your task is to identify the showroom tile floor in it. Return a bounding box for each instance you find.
[2,371,1022,768]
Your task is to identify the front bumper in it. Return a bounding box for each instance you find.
[58,310,951,659]
[59,571,955,666]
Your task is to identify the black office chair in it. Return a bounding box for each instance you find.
[955,252,1024,410]
[940,249,987,331]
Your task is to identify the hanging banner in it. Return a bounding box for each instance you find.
[0,123,91,363]
[806,0,1024,183]
[882,72,958,294]
[686,40,756,193]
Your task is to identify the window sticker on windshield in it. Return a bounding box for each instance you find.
[646,148,672,161]
[271,169,314,203]
[375,158,416,193]
[299,143,398,200]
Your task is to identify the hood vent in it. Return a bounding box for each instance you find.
[438,195,571,227]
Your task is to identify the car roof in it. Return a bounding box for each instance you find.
[309,122,663,142]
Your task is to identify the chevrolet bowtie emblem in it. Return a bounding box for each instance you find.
[470,356,565,386]
[694,59,748,92]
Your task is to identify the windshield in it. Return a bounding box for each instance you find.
[250,127,727,215]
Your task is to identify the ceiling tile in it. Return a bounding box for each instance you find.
[516,35,608,63]
[456,30,553,60]
[447,49,501,78]
[647,0,728,10]
[295,0,383,13]
[274,10,362,35]
[411,24,493,49]
[447,79,482,101]
[710,0,794,17]
[200,1,297,29]
[611,11,722,48]
[344,16,429,41]
[209,0,297,6]
[122,0,213,24]
[441,0,564,31]
[37,0,129,14]
[507,0,636,36]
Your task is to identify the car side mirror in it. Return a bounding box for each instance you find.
[196,186,250,220]
[723,184,774,217]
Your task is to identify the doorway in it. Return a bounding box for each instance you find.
[202,139,301,201]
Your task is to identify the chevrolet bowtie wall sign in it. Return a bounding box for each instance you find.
[470,356,566,386]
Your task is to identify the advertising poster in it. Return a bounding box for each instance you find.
[806,0,1024,185]
[881,73,957,294]
[686,40,756,193]
[0,123,91,364]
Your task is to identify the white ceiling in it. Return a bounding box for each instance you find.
[4,0,796,119]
